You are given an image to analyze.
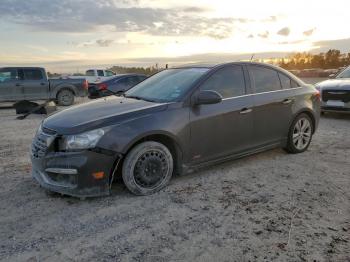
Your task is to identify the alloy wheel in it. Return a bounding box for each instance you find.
[292,117,312,150]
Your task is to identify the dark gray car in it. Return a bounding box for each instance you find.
[31,62,320,197]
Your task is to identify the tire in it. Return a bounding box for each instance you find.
[284,113,313,154]
[122,141,174,195]
[57,89,74,106]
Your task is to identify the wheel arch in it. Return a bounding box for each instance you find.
[292,108,317,134]
[121,131,184,175]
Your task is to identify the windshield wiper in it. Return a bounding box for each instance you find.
[124,95,157,102]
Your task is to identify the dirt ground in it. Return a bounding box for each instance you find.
[0,83,349,261]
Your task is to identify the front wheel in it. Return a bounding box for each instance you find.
[122,141,174,195]
[284,113,313,154]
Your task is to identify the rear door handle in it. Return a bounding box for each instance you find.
[40,83,46,86]
[240,108,252,114]
[15,83,22,87]
[282,99,293,105]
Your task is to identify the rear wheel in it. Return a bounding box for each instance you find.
[57,89,74,106]
[122,141,173,195]
[285,113,313,154]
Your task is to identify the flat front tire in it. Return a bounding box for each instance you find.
[122,141,174,195]
[285,113,313,154]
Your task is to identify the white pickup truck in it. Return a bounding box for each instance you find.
[69,69,116,83]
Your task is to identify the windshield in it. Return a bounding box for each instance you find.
[336,67,350,78]
[125,68,209,102]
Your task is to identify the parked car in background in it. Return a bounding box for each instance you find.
[315,66,350,113]
[69,69,116,83]
[0,67,88,106]
[88,74,147,99]
[31,62,320,198]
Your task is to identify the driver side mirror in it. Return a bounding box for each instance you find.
[193,90,222,106]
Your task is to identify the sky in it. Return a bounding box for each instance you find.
[1,0,350,72]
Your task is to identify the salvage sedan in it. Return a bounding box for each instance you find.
[31,62,320,198]
[316,66,350,113]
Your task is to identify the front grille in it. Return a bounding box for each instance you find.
[31,126,56,158]
[322,89,350,102]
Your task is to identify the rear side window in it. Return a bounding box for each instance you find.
[279,73,292,89]
[97,70,104,77]
[249,66,281,93]
[200,66,246,98]
[0,68,17,82]
[23,69,43,80]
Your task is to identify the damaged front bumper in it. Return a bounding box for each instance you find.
[31,129,121,198]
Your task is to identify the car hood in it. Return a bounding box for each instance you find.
[316,79,350,90]
[43,96,168,134]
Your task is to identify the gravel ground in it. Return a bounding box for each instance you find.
[0,79,349,261]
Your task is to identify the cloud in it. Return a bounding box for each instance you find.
[277,27,290,36]
[312,38,350,53]
[0,0,246,39]
[258,31,269,38]
[303,28,316,36]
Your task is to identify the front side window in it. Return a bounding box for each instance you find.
[200,66,246,98]
[249,66,281,93]
[23,69,43,80]
[125,68,209,102]
[0,68,17,82]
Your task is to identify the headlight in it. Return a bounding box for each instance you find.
[60,128,105,151]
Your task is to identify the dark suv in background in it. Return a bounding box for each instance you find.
[88,74,147,99]
[31,62,320,198]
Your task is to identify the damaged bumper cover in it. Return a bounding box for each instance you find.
[31,146,121,198]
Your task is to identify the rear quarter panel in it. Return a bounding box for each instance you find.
[291,85,321,132]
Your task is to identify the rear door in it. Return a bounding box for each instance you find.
[0,68,24,101]
[21,69,49,100]
[248,65,294,147]
[189,65,254,164]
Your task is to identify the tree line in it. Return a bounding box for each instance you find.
[278,49,350,70]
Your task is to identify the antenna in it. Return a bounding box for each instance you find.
[250,54,255,61]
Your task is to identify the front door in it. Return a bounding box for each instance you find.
[0,68,24,102]
[190,65,254,164]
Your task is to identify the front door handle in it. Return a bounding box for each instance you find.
[15,83,22,87]
[240,108,252,114]
[282,99,293,105]
[40,83,46,86]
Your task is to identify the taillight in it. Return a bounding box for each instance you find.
[83,80,88,89]
[98,83,108,90]
[314,89,321,100]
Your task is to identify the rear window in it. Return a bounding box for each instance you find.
[97,70,104,77]
[23,69,43,80]
[105,70,114,77]
[249,66,281,93]
[86,70,95,76]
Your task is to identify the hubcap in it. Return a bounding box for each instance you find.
[133,150,169,189]
[293,118,312,150]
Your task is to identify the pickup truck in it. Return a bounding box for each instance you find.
[68,69,116,83]
[0,67,88,106]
